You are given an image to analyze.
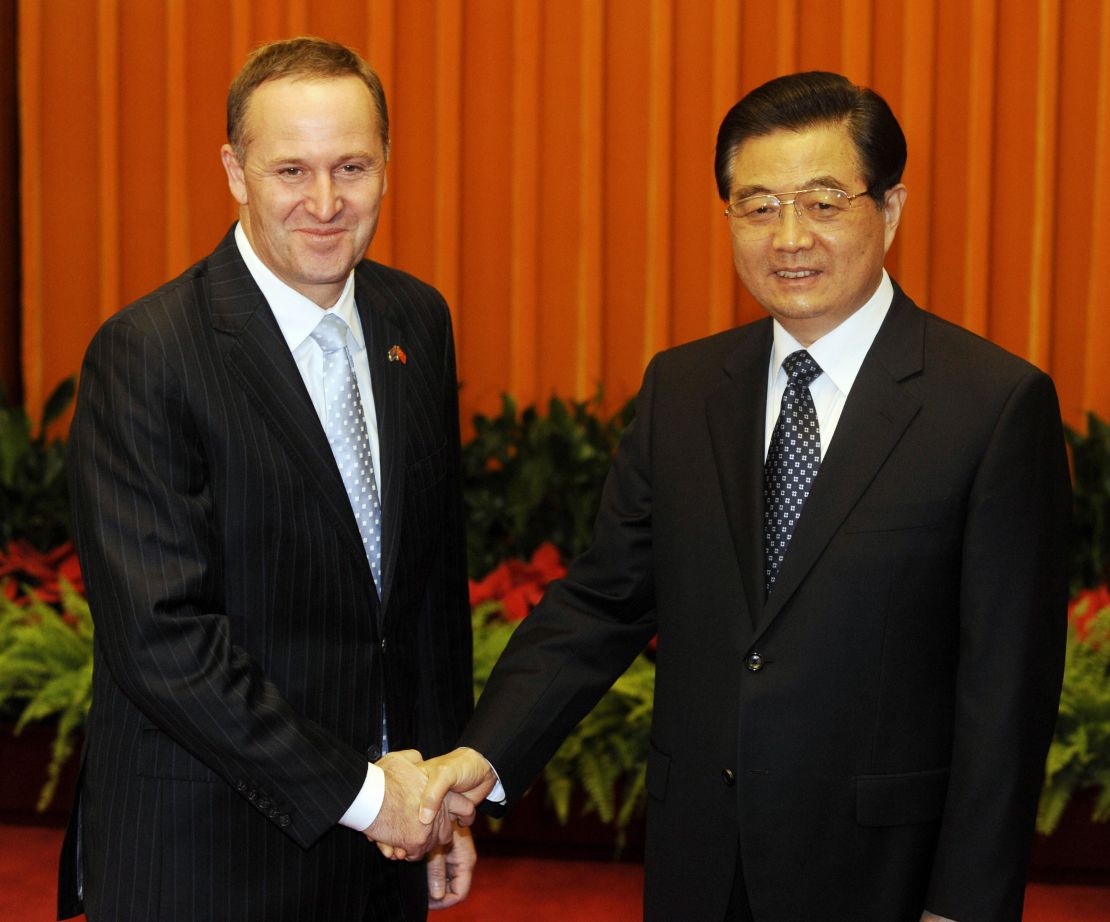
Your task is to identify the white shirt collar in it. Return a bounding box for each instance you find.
[234,222,362,352]
[770,270,893,394]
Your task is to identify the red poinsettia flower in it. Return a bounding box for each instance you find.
[469,542,567,621]
[1069,584,1110,642]
[0,539,84,605]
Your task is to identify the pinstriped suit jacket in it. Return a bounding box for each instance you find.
[58,228,472,921]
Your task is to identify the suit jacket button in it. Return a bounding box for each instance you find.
[380,638,387,652]
[366,744,382,761]
[746,652,764,672]
[722,768,736,787]
[235,780,248,792]
[278,815,291,828]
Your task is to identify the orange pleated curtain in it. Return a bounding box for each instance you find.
[18,0,1110,433]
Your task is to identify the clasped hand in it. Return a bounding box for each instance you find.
[363,749,495,908]
[365,748,496,861]
[363,750,473,859]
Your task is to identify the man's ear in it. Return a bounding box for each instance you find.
[882,183,907,252]
[221,144,248,206]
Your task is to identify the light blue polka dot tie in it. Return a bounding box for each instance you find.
[310,313,383,596]
[763,349,823,594]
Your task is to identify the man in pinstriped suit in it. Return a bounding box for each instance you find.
[58,37,474,921]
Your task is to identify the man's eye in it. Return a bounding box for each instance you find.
[279,167,304,177]
[338,163,364,174]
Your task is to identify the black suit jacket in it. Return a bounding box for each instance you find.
[58,228,471,921]
[462,284,1070,922]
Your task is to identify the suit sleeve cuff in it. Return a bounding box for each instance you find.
[338,762,385,830]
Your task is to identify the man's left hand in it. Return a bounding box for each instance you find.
[427,826,477,909]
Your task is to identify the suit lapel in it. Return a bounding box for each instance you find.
[757,289,925,634]
[355,269,407,619]
[705,321,773,631]
[206,229,369,575]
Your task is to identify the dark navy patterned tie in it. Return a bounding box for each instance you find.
[764,349,823,594]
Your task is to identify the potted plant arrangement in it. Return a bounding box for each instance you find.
[2,385,1108,871]
[0,379,90,822]
[1031,414,1110,875]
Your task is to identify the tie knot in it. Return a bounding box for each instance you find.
[309,313,350,355]
[782,349,822,387]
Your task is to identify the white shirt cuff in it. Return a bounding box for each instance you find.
[338,762,386,830]
[485,760,507,804]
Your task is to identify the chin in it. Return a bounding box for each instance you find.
[767,302,824,322]
[297,256,356,281]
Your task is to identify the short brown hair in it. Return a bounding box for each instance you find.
[227,36,389,160]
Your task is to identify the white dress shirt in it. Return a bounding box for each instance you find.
[764,270,893,458]
[234,224,385,831]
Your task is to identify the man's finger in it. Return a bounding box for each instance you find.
[448,859,474,904]
[426,850,447,900]
[445,790,476,825]
[429,828,477,910]
[419,765,457,825]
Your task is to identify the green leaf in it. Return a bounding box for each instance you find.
[0,584,93,809]
[39,377,76,432]
[1068,414,1110,591]
[462,392,635,576]
[0,409,31,486]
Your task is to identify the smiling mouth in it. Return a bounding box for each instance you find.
[775,269,819,279]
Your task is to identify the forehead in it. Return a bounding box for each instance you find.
[242,75,380,147]
[728,122,864,196]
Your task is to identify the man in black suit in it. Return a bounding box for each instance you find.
[417,72,1071,921]
[59,37,474,921]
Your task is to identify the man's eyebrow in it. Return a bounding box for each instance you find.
[334,150,379,162]
[731,184,773,200]
[262,150,381,167]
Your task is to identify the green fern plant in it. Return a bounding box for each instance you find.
[0,579,93,809]
[543,651,653,846]
[1037,593,1110,834]
[471,596,654,850]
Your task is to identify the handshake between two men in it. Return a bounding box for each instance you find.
[362,748,497,906]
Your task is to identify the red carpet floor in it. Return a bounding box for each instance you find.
[2,824,1107,921]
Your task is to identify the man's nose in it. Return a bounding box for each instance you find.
[771,201,813,251]
[304,174,341,221]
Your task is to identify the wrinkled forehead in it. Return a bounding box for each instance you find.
[239,75,383,151]
[727,123,865,197]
